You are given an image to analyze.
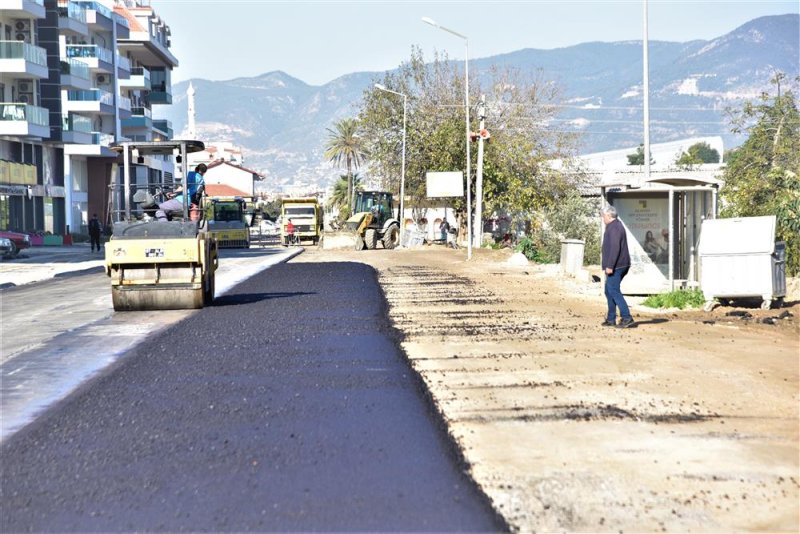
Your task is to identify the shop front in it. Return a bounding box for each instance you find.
[0,160,66,234]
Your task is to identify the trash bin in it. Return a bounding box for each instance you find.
[698,215,786,311]
[560,239,585,276]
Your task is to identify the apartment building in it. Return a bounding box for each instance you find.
[0,0,177,235]
[0,0,51,232]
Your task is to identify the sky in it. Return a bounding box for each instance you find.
[152,0,799,86]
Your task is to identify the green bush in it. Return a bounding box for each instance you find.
[516,193,601,264]
[511,236,548,263]
[514,236,535,259]
[642,289,705,309]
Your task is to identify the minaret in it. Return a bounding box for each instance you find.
[187,82,196,138]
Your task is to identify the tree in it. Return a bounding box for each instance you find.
[324,118,366,211]
[626,144,655,166]
[358,48,579,233]
[675,141,720,168]
[327,173,363,223]
[721,73,800,275]
[260,198,282,221]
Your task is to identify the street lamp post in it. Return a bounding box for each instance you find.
[422,16,471,260]
[374,84,407,234]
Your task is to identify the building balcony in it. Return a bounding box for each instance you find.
[0,41,48,79]
[117,55,131,71]
[73,0,111,31]
[57,2,89,36]
[60,58,91,90]
[1,0,45,19]
[0,102,50,139]
[121,106,152,130]
[148,86,172,105]
[119,95,131,109]
[61,113,92,144]
[118,31,178,68]
[119,66,150,90]
[116,54,131,79]
[64,88,115,115]
[66,44,113,73]
[64,130,117,157]
[91,131,114,146]
[152,119,173,140]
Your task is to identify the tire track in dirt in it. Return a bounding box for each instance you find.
[374,258,798,532]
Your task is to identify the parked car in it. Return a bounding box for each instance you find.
[0,230,31,258]
[0,237,12,257]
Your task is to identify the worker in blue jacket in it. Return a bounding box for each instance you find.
[156,163,207,221]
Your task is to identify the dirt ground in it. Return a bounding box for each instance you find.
[293,245,799,532]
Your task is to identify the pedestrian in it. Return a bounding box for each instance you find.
[88,213,102,252]
[156,163,207,221]
[601,205,634,328]
[439,218,450,242]
[286,218,295,245]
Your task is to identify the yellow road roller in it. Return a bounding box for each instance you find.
[105,140,218,311]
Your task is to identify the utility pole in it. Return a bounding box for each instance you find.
[641,0,650,188]
[474,94,486,248]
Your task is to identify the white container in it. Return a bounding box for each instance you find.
[560,239,585,277]
[698,216,786,310]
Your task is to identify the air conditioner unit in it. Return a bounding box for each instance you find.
[16,33,31,43]
[18,81,32,93]
[14,20,31,32]
[96,75,108,84]
[19,93,33,104]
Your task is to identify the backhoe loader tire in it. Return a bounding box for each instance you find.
[364,229,378,250]
[382,224,399,249]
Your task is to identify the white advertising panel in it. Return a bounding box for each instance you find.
[615,197,669,277]
[426,171,464,198]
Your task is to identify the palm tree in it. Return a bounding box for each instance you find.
[324,118,366,211]
[329,173,363,223]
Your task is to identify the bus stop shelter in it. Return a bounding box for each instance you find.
[600,169,722,295]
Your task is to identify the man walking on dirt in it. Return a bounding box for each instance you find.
[601,205,634,328]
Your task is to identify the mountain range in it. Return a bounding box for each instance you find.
[155,14,799,193]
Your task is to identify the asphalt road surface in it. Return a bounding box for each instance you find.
[1,261,504,532]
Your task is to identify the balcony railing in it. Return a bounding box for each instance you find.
[66,44,113,63]
[62,114,92,132]
[57,2,87,23]
[91,131,115,146]
[117,55,131,71]
[131,106,152,118]
[152,119,173,140]
[67,88,114,106]
[0,103,50,127]
[0,41,47,67]
[153,119,171,130]
[130,66,151,80]
[60,58,90,79]
[118,95,132,111]
[73,0,112,20]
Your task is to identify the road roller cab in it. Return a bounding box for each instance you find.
[105,141,218,311]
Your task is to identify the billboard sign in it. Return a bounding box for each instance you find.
[426,171,463,198]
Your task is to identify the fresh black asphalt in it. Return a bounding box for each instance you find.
[1,261,505,532]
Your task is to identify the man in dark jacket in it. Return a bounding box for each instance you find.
[601,205,634,328]
[88,213,102,253]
